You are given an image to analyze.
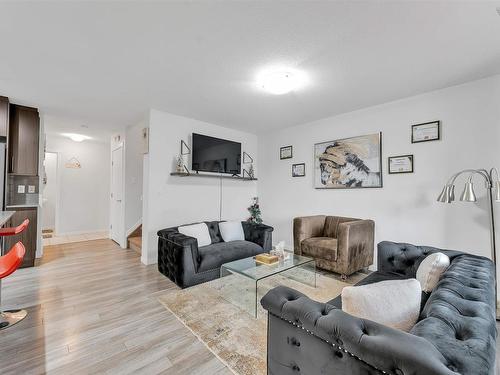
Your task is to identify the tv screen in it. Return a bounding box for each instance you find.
[192,133,241,174]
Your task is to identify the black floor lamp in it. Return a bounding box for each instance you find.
[437,168,500,318]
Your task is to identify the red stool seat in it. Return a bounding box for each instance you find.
[0,242,26,279]
[0,242,27,330]
[0,219,29,237]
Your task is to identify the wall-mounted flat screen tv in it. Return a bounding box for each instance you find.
[191,133,241,175]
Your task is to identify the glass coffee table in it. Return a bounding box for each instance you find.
[220,252,316,318]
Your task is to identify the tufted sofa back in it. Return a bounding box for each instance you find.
[377,241,463,277]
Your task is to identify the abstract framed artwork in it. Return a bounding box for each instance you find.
[314,132,382,189]
[388,155,414,174]
[280,145,293,160]
[292,163,305,177]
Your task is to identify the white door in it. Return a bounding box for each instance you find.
[42,152,57,231]
[111,146,124,246]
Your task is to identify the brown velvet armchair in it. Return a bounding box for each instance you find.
[293,215,374,279]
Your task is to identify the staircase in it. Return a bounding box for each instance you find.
[127,224,142,255]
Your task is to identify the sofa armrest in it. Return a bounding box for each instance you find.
[336,219,374,274]
[241,222,273,251]
[157,228,200,274]
[261,286,455,375]
[293,215,326,255]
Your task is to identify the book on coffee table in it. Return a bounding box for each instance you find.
[255,253,279,265]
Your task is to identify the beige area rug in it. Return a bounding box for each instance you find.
[157,270,365,375]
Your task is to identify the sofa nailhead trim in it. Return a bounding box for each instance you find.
[268,311,386,374]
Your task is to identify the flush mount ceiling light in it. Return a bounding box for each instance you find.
[62,133,91,142]
[257,67,307,95]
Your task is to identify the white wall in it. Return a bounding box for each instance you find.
[46,135,111,235]
[142,109,258,264]
[42,152,57,229]
[124,121,145,233]
[259,75,500,262]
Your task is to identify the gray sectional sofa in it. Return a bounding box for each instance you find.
[261,241,497,375]
[157,221,273,288]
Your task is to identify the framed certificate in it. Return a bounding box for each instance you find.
[411,121,440,143]
[292,163,305,177]
[280,145,293,160]
[388,155,414,174]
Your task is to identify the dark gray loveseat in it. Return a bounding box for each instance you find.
[158,221,273,288]
[261,241,496,375]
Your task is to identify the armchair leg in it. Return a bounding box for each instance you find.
[0,309,27,330]
[340,274,348,281]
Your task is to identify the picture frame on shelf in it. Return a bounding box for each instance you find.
[292,163,305,177]
[411,121,440,143]
[280,145,293,160]
[388,155,414,174]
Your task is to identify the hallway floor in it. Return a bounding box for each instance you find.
[0,239,230,375]
[41,231,109,246]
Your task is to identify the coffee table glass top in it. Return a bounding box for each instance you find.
[221,252,313,281]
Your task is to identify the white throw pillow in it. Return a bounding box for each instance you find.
[342,279,421,332]
[416,252,450,292]
[219,221,245,242]
[178,223,212,247]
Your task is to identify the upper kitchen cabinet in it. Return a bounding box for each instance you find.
[9,104,40,176]
[0,96,8,137]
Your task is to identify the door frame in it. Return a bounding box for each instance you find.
[110,143,126,248]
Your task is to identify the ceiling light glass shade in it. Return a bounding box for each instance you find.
[494,181,500,202]
[62,133,91,142]
[257,67,307,95]
[460,181,477,202]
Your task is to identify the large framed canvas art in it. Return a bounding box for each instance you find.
[314,133,382,189]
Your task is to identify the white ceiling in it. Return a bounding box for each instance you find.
[0,1,499,135]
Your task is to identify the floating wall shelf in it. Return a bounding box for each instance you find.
[170,172,257,181]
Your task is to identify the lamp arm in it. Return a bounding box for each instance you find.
[447,169,490,186]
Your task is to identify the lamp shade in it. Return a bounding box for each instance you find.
[460,181,477,202]
[437,185,455,203]
[492,180,500,202]
[437,185,448,203]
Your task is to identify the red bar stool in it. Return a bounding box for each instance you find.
[0,219,29,237]
[0,242,27,329]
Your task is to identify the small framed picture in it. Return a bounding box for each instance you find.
[388,155,414,174]
[292,163,305,177]
[280,145,293,160]
[411,121,440,143]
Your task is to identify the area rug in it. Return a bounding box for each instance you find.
[157,270,365,375]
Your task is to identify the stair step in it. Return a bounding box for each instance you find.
[128,236,142,254]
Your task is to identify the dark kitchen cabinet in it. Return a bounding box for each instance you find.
[4,208,37,268]
[9,105,39,175]
[0,96,8,138]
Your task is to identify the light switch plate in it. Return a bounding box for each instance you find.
[28,185,36,193]
[17,185,26,194]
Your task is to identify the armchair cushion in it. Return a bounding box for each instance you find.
[301,237,338,261]
[323,216,359,238]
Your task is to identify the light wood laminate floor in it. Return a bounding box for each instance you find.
[0,239,231,375]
